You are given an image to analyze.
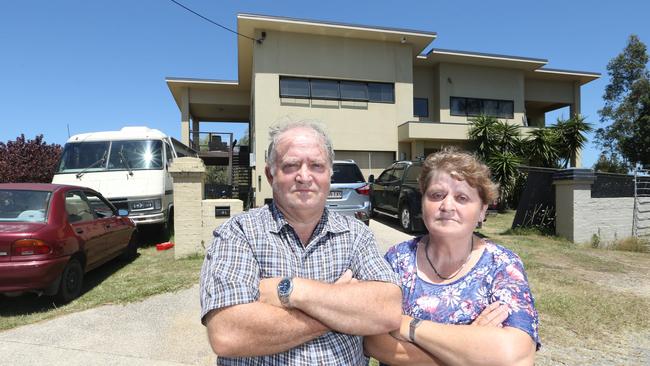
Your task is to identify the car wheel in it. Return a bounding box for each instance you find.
[369,200,378,218]
[400,204,414,233]
[56,258,84,303]
[121,230,139,261]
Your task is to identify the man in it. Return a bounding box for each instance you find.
[200,121,402,365]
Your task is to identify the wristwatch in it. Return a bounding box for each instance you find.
[409,318,423,343]
[277,277,294,307]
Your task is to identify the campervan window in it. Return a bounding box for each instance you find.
[107,140,163,170]
[57,140,163,173]
[57,142,110,172]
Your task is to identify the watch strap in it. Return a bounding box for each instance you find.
[409,318,423,343]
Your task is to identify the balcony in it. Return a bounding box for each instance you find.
[398,121,542,142]
[398,121,471,142]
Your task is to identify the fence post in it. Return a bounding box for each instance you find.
[168,157,206,259]
[552,169,596,243]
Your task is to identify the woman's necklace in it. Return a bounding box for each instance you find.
[424,235,474,280]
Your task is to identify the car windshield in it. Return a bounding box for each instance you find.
[57,140,163,173]
[0,190,51,223]
[332,164,365,183]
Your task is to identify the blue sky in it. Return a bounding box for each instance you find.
[2,0,649,168]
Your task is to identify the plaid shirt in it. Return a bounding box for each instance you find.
[200,203,400,366]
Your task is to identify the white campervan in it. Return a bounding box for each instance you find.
[52,126,195,229]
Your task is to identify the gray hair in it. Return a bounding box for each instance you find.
[266,120,335,175]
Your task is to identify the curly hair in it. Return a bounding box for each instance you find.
[418,148,499,205]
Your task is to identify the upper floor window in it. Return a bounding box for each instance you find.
[450,97,514,119]
[414,98,429,117]
[279,76,394,104]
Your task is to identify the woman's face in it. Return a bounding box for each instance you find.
[421,171,488,240]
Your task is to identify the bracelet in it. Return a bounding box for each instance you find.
[409,318,423,343]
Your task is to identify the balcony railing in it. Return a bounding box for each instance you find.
[189,131,234,153]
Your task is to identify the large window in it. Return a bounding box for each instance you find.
[450,97,514,119]
[413,98,429,117]
[279,76,394,103]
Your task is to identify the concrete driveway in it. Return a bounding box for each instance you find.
[0,219,414,366]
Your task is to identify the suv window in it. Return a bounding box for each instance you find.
[405,164,422,182]
[332,163,365,183]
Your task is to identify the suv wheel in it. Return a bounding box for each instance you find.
[400,204,413,233]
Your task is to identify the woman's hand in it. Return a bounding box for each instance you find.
[471,302,509,327]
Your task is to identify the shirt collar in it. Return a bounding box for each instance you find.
[268,202,349,235]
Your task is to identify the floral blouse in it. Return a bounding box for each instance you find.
[384,237,541,349]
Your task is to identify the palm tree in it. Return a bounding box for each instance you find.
[552,114,592,168]
[467,115,498,160]
[468,115,525,209]
[525,128,561,167]
[488,151,522,210]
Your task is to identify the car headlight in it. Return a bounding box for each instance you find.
[130,199,162,211]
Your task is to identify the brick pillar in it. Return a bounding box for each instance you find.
[553,169,595,242]
[168,157,205,259]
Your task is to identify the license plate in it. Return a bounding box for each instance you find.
[328,191,342,199]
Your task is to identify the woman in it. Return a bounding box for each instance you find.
[365,149,540,366]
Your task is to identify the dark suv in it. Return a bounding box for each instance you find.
[369,160,423,232]
[326,160,370,225]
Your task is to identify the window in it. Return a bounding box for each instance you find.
[65,191,94,223]
[450,97,466,116]
[340,81,368,101]
[85,192,115,218]
[368,82,394,103]
[405,165,422,181]
[331,163,365,183]
[466,98,482,117]
[414,98,429,117]
[497,101,514,119]
[280,77,310,98]
[310,79,340,100]
[279,76,394,103]
[450,97,514,119]
[107,140,163,170]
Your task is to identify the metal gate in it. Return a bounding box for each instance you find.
[633,169,650,239]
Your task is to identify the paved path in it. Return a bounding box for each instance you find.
[0,219,413,366]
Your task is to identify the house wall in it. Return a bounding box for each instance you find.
[251,30,414,205]
[525,79,574,103]
[438,63,525,125]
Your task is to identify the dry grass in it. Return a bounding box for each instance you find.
[479,212,650,363]
[608,236,650,253]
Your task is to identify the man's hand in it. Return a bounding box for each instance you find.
[259,278,282,307]
[471,302,509,327]
[334,269,358,285]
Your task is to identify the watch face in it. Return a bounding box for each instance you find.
[278,278,291,294]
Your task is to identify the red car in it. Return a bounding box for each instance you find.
[0,183,137,302]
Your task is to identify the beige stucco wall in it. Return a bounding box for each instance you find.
[251,30,414,205]
[438,63,525,125]
[524,79,574,104]
[555,180,634,244]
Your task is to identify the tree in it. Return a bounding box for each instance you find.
[468,115,525,209]
[619,95,650,167]
[524,128,560,168]
[596,34,650,167]
[552,115,592,168]
[0,134,62,183]
[593,153,628,173]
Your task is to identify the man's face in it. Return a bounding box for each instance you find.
[266,127,331,216]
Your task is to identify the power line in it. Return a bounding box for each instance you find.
[169,0,260,43]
